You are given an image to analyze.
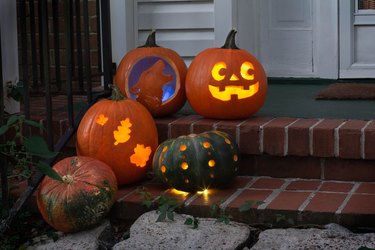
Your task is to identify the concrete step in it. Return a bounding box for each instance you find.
[111,176,375,229]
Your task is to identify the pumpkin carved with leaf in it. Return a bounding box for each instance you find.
[76,87,158,185]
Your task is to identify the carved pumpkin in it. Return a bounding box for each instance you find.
[115,30,187,117]
[37,156,117,233]
[76,87,158,185]
[185,30,267,119]
[153,131,239,192]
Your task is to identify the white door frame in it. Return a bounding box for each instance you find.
[339,0,375,78]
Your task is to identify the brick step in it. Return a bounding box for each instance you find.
[30,114,375,182]
[154,115,375,182]
[112,176,375,229]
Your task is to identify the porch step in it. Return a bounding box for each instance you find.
[154,115,375,182]
[27,94,375,182]
[112,176,375,229]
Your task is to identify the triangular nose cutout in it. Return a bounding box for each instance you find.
[230,74,239,81]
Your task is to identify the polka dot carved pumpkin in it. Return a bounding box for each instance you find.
[185,30,267,119]
[115,30,187,117]
[153,131,239,192]
[76,88,158,185]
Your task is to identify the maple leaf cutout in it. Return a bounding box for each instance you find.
[113,118,132,145]
[96,114,109,126]
[130,144,152,168]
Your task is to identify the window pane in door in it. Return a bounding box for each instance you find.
[359,0,375,9]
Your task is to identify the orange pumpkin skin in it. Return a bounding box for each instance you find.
[115,31,187,117]
[185,30,267,119]
[76,93,158,185]
[37,156,117,233]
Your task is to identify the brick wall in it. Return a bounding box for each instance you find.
[17,0,101,92]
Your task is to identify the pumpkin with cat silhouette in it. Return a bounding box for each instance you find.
[115,30,187,117]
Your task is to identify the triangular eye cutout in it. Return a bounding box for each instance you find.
[230,74,239,81]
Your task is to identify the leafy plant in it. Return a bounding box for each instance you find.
[0,114,62,181]
[210,201,232,225]
[6,81,24,102]
[275,213,295,226]
[0,114,62,218]
[137,187,182,223]
[155,194,180,222]
[137,186,153,209]
[184,216,199,229]
[238,200,263,213]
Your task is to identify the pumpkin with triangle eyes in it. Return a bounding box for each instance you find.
[185,30,267,119]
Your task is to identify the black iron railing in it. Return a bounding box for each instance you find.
[0,0,114,234]
[16,0,113,148]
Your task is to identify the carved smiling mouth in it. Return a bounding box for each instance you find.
[208,82,259,101]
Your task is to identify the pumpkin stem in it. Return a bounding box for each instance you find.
[62,175,74,184]
[139,30,160,48]
[110,85,126,101]
[221,29,239,49]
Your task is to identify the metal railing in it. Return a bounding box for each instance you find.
[0,0,114,234]
[16,0,113,148]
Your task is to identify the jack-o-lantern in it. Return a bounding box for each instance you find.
[153,130,239,193]
[115,30,187,117]
[185,30,267,119]
[76,87,158,185]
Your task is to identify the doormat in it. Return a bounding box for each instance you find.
[315,83,375,100]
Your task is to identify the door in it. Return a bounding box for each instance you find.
[258,0,338,79]
[340,0,375,78]
[110,0,240,67]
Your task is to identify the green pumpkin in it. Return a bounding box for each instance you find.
[153,130,239,192]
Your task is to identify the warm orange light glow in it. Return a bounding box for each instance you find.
[211,62,226,81]
[203,142,211,148]
[180,144,187,151]
[197,189,210,198]
[162,146,168,152]
[113,118,132,145]
[96,114,109,126]
[233,154,238,162]
[160,165,166,173]
[240,61,255,80]
[170,188,190,196]
[181,162,189,170]
[130,144,152,167]
[229,74,239,81]
[224,138,231,145]
[208,82,259,101]
[208,159,216,167]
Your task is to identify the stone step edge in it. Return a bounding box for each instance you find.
[111,176,375,229]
